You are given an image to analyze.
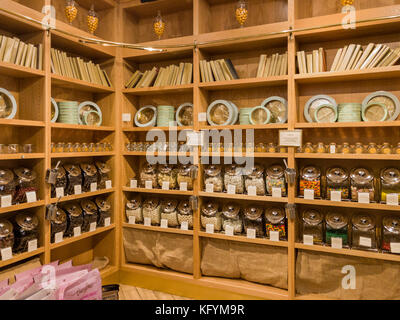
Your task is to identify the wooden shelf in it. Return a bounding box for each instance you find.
[295,153,400,160]
[123,84,194,96]
[122,186,194,196]
[121,0,193,16]
[0,119,45,128]
[76,0,116,10]
[51,74,115,93]
[295,121,400,129]
[123,223,193,236]
[0,247,45,269]
[51,152,115,158]
[50,188,115,204]
[0,153,45,160]
[0,201,45,215]
[201,152,289,158]
[199,191,288,203]
[200,123,289,130]
[295,198,400,212]
[199,76,288,91]
[0,61,45,78]
[100,265,119,279]
[123,126,193,132]
[51,123,115,131]
[123,151,195,157]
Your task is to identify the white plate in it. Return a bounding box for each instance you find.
[207,100,235,126]
[51,98,59,123]
[134,105,157,127]
[362,91,400,121]
[261,96,288,124]
[78,101,103,125]
[304,95,337,123]
[0,88,17,119]
[176,102,193,127]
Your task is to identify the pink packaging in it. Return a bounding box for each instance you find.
[15,261,59,282]
[0,279,9,290]
[62,269,102,300]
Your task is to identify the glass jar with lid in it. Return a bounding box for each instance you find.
[326,167,350,200]
[351,213,377,251]
[160,199,179,227]
[340,142,351,154]
[380,168,400,203]
[204,165,223,192]
[302,210,324,245]
[63,164,83,195]
[50,208,67,243]
[63,202,83,237]
[299,166,321,198]
[13,213,38,253]
[126,195,142,223]
[325,212,348,247]
[95,197,111,227]
[0,169,16,203]
[367,143,378,154]
[50,166,67,198]
[143,197,161,225]
[382,215,400,253]
[267,142,277,153]
[140,163,158,189]
[201,201,222,231]
[395,143,400,155]
[243,206,264,237]
[0,219,14,250]
[316,142,326,154]
[354,142,365,154]
[177,165,194,191]
[221,203,242,234]
[177,200,193,229]
[224,164,244,194]
[265,164,287,197]
[95,161,111,190]
[381,143,392,155]
[80,163,98,192]
[157,164,178,190]
[304,142,315,153]
[80,199,98,232]
[244,165,265,196]
[350,168,375,202]
[264,207,286,241]
[13,168,38,204]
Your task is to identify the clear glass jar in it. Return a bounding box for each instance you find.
[177,200,193,229]
[244,165,265,196]
[299,166,321,198]
[23,144,34,153]
[157,164,178,189]
[256,143,267,153]
[160,199,179,227]
[354,142,365,154]
[88,143,95,152]
[13,213,38,253]
[221,203,242,234]
[0,169,16,203]
[224,164,244,194]
[143,197,161,225]
[204,165,223,192]
[64,142,74,153]
[382,215,400,254]
[140,163,158,189]
[81,143,89,152]
[50,208,67,243]
[302,209,324,245]
[243,206,264,237]
[80,199,98,232]
[350,168,375,202]
[201,202,222,231]
[381,143,392,155]
[95,161,111,190]
[95,197,111,227]
[304,142,314,154]
[395,143,400,155]
[325,212,348,247]
[351,213,377,251]
[73,142,82,152]
[126,195,142,223]
[326,167,350,200]
[177,165,194,191]
[340,142,351,154]
[267,142,276,153]
[13,168,38,204]
[8,144,19,154]
[380,168,400,203]
[0,219,13,250]
[266,164,287,196]
[50,143,56,153]
[316,142,326,154]
[63,201,83,237]
[264,207,286,241]
[80,163,98,192]
[64,164,82,196]
[367,142,378,154]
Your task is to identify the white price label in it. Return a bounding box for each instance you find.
[28,239,38,252]
[130,179,138,189]
[90,182,97,192]
[279,130,303,147]
[55,187,64,198]
[161,219,168,228]
[105,180,112,189]
[89,222,97,232]
[1,247,12,261]
[128,216,136,224]
[270,231,280,242]
[180,221,189,231]
[144,217,151,226]
[187,131,204,147]
[227,185,236,195]
[330,191,342,202]
[145,181,153,190]
[54,232,63,244]
[330,145,336,154]
[104,217,111,227]
[358,192,370,204]
[180,182,188,191]
[387,194,399,206]
[26,191,37,203]
[162,181,170,190]
[247,228,256,239]
[206,224,214,234]
[122,113,131,122]
[303,235,314,245]
[272,188,282,198]
[0,195,12,208]
[206,184,214,193]
[390,242,400,253]
[247,186,257,196]
[304,189,315,200]
[359,236,371,247]
[73,227,81,237]
[74,185,82,195]
[225,225,234,236]
[331,237,343,249]
[198,112,207,122]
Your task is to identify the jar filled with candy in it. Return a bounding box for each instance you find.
[302,209,324,245]
[244,165,265,196]
[126,195,142,223]
[80,163,98,192]
[350,168,375,202]
[299,166,321,198]
[95,197,111,227]
[382,215,400,254]
[221,203,242,234]
[13,168,38,204]
[201,201,222,231]
[380,168,400,203]
[140,163,158,189]
[143,197,161,225]
[50,208,67,243]
[177,200,193,229]
[243,206,264,237]
[13,213,38,253]
[204,165,223,192]
[63,201,83,237]
[0,219,14,250]
[157,164,178,190]
[224,164,244,194]
[160,199,179,227]
[0,169,16,204]
[80,199,98,232]
[264,207,286,241]
[177,165,194,191]
[326,167,350,200]
[64,164,82,195]
[351,213,377,251]
[50,166,67,198]
[95,161,111,190]
[265,164,287,196]
[325,212,348,247]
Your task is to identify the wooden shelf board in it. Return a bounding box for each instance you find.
[51,123,115,131]
[122,0,193,17]
[295,153,400,160]
[123,84,194,96]
[123,151,195,157]
[123,126,193,132]
[122,187,194,196]
[200,123,289,130]
[199,191,288,203]
[100,265,119,279]
[0,61,45,78]
[0,247,45,269]
[0,153,45,160]
[51,74,115,93]
[50,188,115,204]
[0,119,45,127]
[123,47,194,63]
[295,121,400,129]
[0,200,45,215]
[295,198,400,211]
[123,223,194,236]
[200,152,289,158]
[199,76,288,90]
[199,231,288,248]
[76,0,116,11]
[51,152,115,158]
[0,1,45,33]
[50,224,115,249]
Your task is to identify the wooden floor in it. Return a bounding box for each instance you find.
[119,284,193,300]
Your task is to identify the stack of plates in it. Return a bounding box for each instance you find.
[239,108,252,125]
[157,105,175,127]
[57,101,79,124]
[337,103,361,122]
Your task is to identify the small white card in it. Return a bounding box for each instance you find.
[227,185,236,195]
[359,236,371,247]
[331,237,343,249]
[206,224,214,234]
[161,219,168,228]
[358,192,370,204]
[128,216,136,224]
[0,195,12,208]
[26,191,37,203]
[181,221,189,231]
[89,222,97,232]
[28,239,38,252]
[105,180,112,189]
[198,112,207,122]
[54,232,63,243]
[303,235,314,245]
[225,225,234,236]
[162,181,170,190]
[104,217,111,227]
[330,145,336,154]
[130,179,138,189]
[122,113,131,122]
[73,226,81,237]
[390,242,400,253]
[187,131,204,147]
[90,182,97,192]
[205,184,214,193]
[248,186,257,196]
[331,191,342,202]
[272,188,282,198]
[270,231,280,242]
[74,185,82,195]
[55,187,64,198]
[247,228,256,239]
[180,182,188,191]
[1,247,12,261]
[145,181,153,190]
[387,194,399,206]
[144,217,151,226]
[304,189,315,200]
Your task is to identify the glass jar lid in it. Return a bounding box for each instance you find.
[80,163,97,176]
[350,168,373,185]
[0,219,12,237]
[143,163,157,174]
[246,165,264,178]
[14,168,37,182]
[381,168,400,185]
[244,206,263,220]
[302,210,323,226]
[15,213,39,231]
[326,167,348,183]
[222,203,240,219]
[80,200,97,215]
[224,164,242,176]
[161,199,178,213]
[301,166,321,180]
[127,196,141,210]
[352,214,375,231]
[265,207,285,224]
[95,197,111,211]
[143,197,160,210]
[158,164,173,174]
[95,161,111,174]
[204,165,221,177]
[178,164,192,176]
[383,216,400,234]
[63,202,83,217]
[52,208,67,225]
[0,169,13,185]
[64,164,81,177]
[326,212,348,229]
[266,165,285,179]
[177,200,192,215]
[201,202,218,217]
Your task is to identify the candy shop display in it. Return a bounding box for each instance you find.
[177,200,193,229]
[264,207,286,240]
[243,206,264,237]
[325,212,348,247]
[13,168,38,204]
[0,88,17,119]
[299,166,321,198]
[302,209,324,245]
[63,202,83,237]
[244,165,266,196]
[126,195,143,223]
[382,215,400,253]
[13,213,38,253]
[80,199,98,232]
[140,163,158,189]
[221,203,243,234]
[0,219,14,250]
[157,164,178,189]
[95,197,111,227]
[304,95,337,123]
[351,213,377,251]
[78,101,102,126]
[224,165,244,194]
[50,207,67,243]
[326,167,350,200]
[80,163,99,192]
[265,164,287,196]
[204,165,224,192]
[95,161,112,189]
[64,164,83,195]
[160,199,179,227]
[143,197,161,225]
[350,168,375,202]
[177,165,195,191]
[380,168,400,203]
[201,202,222,231]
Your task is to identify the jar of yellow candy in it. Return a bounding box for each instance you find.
[153,11,165,40]
[236,0,248,28]
[65,0,77,25]
[87,5,99,35]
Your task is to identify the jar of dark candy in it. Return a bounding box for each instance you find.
[326,167,350,200]
[126,195,142,223]
[95,197,111,227]
[302,209,324,245]
[50,166,67,198]
[243,206,264,237]
[351,213,377,251]
[80,163,98,192]
[350,168,375,202]
[80,199,98,232]
[221,203,243,234]
[95,161,111,190]
[13,213,39,253]
[63,202,83,237]
[13,168,38,204]
[382,215,400,254]
[50,208,67,243]
[325,212,348,247]
[264,207,286,240]
[0,219,14,250]
[0,169,16,204]
[64,164,82,195]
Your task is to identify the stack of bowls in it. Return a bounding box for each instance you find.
[157,105,175,127]
[57,101,79,124]
[337,103,362,122]
[239,108,252,125]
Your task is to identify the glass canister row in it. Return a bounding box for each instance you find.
[0,144,35,154]
[299,142,400,155]
[205,142,287,153]
[51,142,113,153]
[0,168,38,205]
[50,197,111,243]
[126,141,194,152]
